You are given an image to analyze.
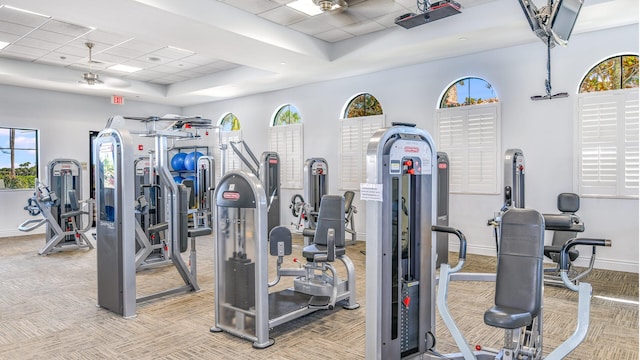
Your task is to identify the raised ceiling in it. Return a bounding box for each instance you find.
[0,0,636,106]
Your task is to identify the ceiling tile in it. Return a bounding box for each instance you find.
[0,6,50,28]
[314,28,354,42]
[121,59,156,69]
[288,17,335,35]
[117,38,164,53]
[38,51,83,64]
[39,20,93,37]
[3,44,48,57]
[80,29,131,46]
[163,59,201,71]
[92,53,129,65]
[102,45,147,59]
[374,9,411,27]
[223,0,281,14]
[125,69,166,81]
[342,19,386,35]
[180,54,219,66]
[14,36,60,51]
[259,6,309,25]
[148,47,194,60]
[0,30,20,43]
[393,0,417,10]
[348,0,404,19]
[0,20,33,36]
[316,10,364,27]
[56,44,90,57]
[27,29,76,44]
[146,64,179,74]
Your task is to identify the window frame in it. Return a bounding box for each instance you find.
[0,126,39,191]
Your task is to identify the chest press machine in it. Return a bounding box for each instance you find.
[365,123,611,360]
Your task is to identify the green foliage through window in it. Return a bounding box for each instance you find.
[579,55,639,93]
[439,77,499,108]
[0,127,38,190]
[344,93,383,118]
[273,104,302,126]
[220,113,241,131]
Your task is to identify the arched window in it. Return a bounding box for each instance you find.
[216,112,242,175]
[439,77,499,108]
[220,112,241,131]
[575,54,638,198]
[269,104,303,188]
[579,55,639,93]
[435,77,500,194]
[273,104,302,126]
[340,93,385,190]
[344,93,383,118]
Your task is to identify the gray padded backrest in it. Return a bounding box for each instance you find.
[496,208,544,317]
[552,193,582,246]
[314,195,345,248]
[344,191,355,214]
[67,189,79,211]
[557,193,579,213]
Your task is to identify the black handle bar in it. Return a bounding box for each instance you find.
[431,225,467,260]
[559,238,611,271]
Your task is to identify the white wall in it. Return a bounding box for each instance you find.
[0,25,636,272]
[186,24,639,273]
[0,85,180,237]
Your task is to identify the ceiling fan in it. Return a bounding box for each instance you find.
[79,42,103,86]
[312,0,348,12]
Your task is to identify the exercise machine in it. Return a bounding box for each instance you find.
[364,123,611,359]
[96,116,211,318]
[210,170,359,348]
[290,158,329,243]
[195,155,215,227]
[19,158,94,255]
[436,152,450,267]
[543,193,603,287]
[133,155,171,270]
[229,140,280,233]
[504,148,525,209]
[488,149,526,251]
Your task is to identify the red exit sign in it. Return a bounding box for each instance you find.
[111,95,124,105]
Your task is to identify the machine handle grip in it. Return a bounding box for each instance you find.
[431,225,467,260]
[559,238,611,271]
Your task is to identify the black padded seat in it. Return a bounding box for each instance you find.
[544,245,579,262]
[302,195,345,262]
[484,305,533,329]
[484,208,544,330]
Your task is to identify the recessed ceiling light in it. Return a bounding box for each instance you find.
[108,64,142,73]
[0,41,10,50]
[286,0,323,16]
[148,56,162,62]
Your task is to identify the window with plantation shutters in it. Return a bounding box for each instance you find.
[269,123,303,189]
[576,89,639,198]
[214,129,243,177]
[339,115,384,190]
[435,103,500,194]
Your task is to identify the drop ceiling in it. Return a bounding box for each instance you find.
[0,0,636,106]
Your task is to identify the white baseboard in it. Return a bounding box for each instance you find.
[0,228,44,238]
[459,243,638,274]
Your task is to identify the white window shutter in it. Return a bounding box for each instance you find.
[269,123,303,189]
[339,115,384,190]
[214,129,242,177]
[436,103,500,194]
[577,89,638,198]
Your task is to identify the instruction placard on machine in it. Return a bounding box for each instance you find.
[360,183,383,202]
